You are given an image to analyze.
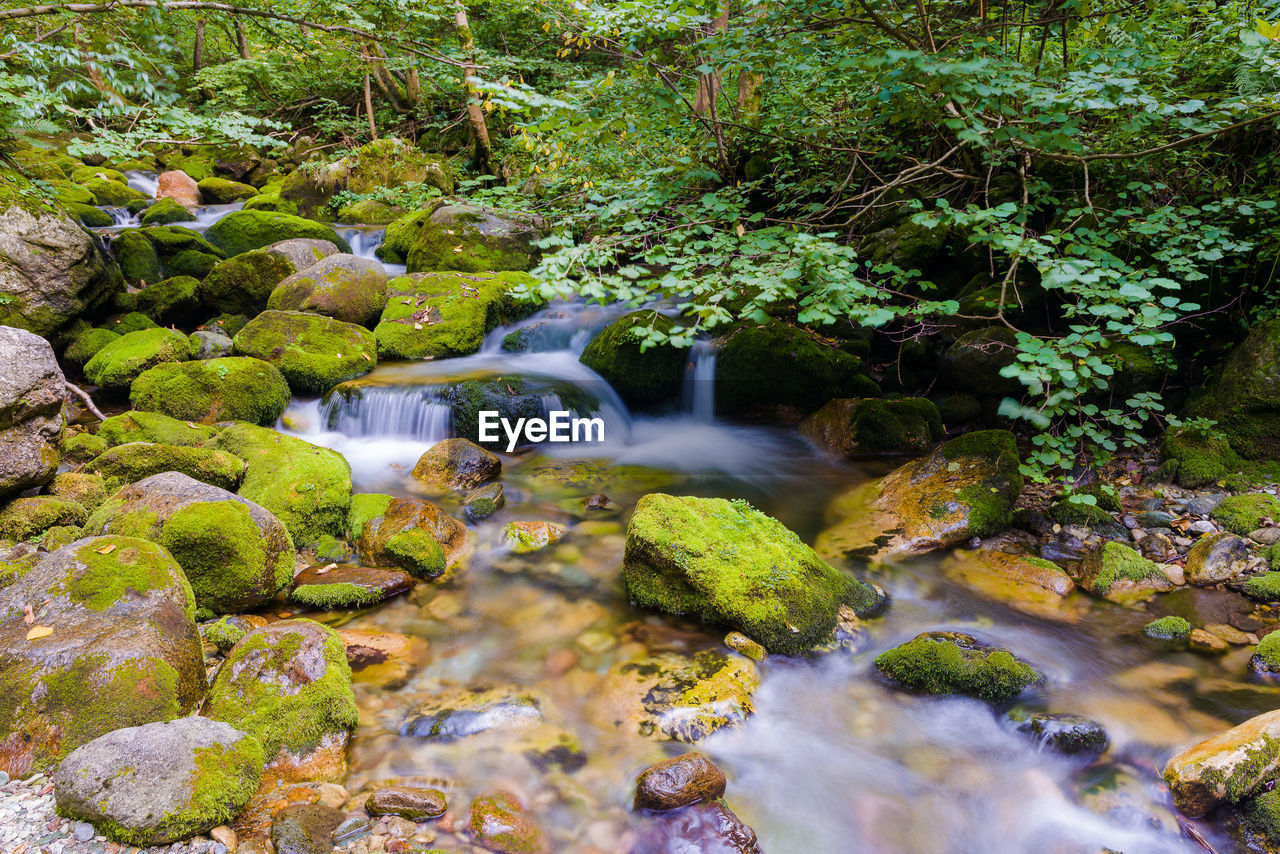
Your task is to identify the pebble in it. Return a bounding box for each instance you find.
[1251,528,1280,545]
[1188,520,1217,536]
[1190,629,1231,656]
[72,822,95,842]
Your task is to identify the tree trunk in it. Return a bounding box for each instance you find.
[693,5,729,117]
[193,18,205,71]
[73,23,106,91]
[453,0,492,173]
[234,17,249,59]
[736,69,763,128]
[362,47,378,139]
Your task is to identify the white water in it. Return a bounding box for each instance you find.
[124,170,159,197]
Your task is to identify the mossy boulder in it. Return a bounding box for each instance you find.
[1187,320,1280,461]
[63,328,119,368]
[1211,494,1280,535]
[261,237,339,271]
[140,198,196,226]
[395,203,543,273]
[108,311,158,336]
[410,438,500,491]
[334,198,404,224]
[53,717,263,847]
[1079,541,1175,605]
[579,310,686,408]
[71,166,128,185]
[874,631,1039,702]
[67,203,113,228]
[817,430,1024,561]
[50,181,95,206]
[140,225,225,260]
[941,326,1023,397]
[348,493,465,578]
[129,357,291,426]
[374,271,537,360]
[98,410,221,447]
[1157,426,1263,489]
[1144,616,1192,640]
[231,310,377,395]
[115,229,163,286]
[623,494,880,654]
[0,535,205,775]
[266,254,389,327]
[715,322,878,418]
[205,210,350,258]
[136,276,201,327]
[81,177,145,207]
[800,397,943,457]
[210,423,352,546]
[42,472,108,515]
[85,442,246,491]
[0,496,87,540]
[84,472,295,614]
[61,432,108,463]
[196,177,258,204]
[281,138,453,219]
[198,250,299,316]
[165,250,221,280]
[83,327,195,390]
[1163,708,1280,817]
[204,619,358,781]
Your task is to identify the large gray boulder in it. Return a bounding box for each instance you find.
[54,717,263,846]
[264,236,341,271]
[0,173,117,335]
[267,253,388,327]
[0,326,65,498]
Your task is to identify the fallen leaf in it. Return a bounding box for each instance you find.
[96,543,116,555]
[26,626,53,640]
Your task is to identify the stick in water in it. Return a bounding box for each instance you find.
[64,381,106,422]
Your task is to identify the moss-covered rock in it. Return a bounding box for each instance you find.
[578,310,686,409]
[467,791,548,854]
[715,322,878,418]
[136,276,201,327]
[196,176,258,204]
[1245,572,1280,602]
[939,549,1080,622]
[800,397,943,456]
[210,423,352,546]
[140,225,225,260]
[98,410,221,447]
[82,177,145,207]
[114,229,163,286]
[140,197,197,226]
[129,357,291,426]
[205,210,350,258]
[204,619,357,781]
[84,472,295,614]
[71,166,128,185]
[42,472,108,515]
[67,203,113,228]
[0,535,205,775]
[374,271,538,360]
[1163,708,1280,817]
[818,430,1024,561]
[63,328,119,369]
[1187,320,1280,461]
[410,438,500,491]
[348,493,465,578]
[83,327,195,390]
[202,616,247,651]
[1158,426,1254,488]
[108,311,158,336]
[623,494,880,654]
[86,442,246,491]
[1049,497,1115,528]
[395,202,543,273]
[333,198,404,224]
[1144,615,1192,640]
[1211,494,1280,535]
[198,250,299,316]
[61,431,108,463]
[941,326,1023,397]
[281,138,452,219]
[231,310,377,395]
[266,254,388,327]
[1079,541,1175,605]
[0,496,88,540]
[164,250,221,280]
[53,717,263,847]
[874,631,1038,701]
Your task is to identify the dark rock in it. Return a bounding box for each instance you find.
[271,803,345,854]
[411,437,501,490]
[634,753,727,811]
[1006,710,1109,758]
[629,801,760,854]
[366,786,447,820]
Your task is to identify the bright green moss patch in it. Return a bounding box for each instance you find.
[203,617,247,651]
[64,537,197,620]
[198,250,298,315]
[874,632,1038,702]
[1143,616,1191,640]
[1245,572,1280,602]
[384,530,446,579]
[86,442,246,491]
[1257,633,1280,669]
[374,271,538,360]
[231,310,377,395]
[1090,541,1166,595]
[205,210,350,257]
[140,197,196,226]
[158,500,285,615]
[290,582,381,609]
[84,327,195,390]
[346,493,393,540]
[1211,494,1280,535]
[129,357,291,426]
[1050,498,1115,528]
[98,410,221,447]
[64,328,119,367]
[0,497,88,540]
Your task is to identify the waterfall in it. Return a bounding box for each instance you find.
[320,386,452,442]
[106,207,134,227]
[124,171,159,198]
[681,339,717,422]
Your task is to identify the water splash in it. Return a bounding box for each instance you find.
[124,170,159,198]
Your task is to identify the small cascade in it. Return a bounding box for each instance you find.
[681,339,717,422]
[184,202,246,233]
[106,207,135,227]
[480,301,639,355]
[124,171,159,198]
[321,386,452,442]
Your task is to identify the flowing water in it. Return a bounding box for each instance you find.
[98,178,1259,854]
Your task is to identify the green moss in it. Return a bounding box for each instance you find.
[1257,633,1280,669]
[67,203,113,227]
[1050,498,1115,527]
[1143,615,1191,640]
[84,327,195,390]
[1246,788,1280,843]
[71,166,128,184]
[61,431,108,462]
[0,497,88,540]
[40,525,83,551]
[874,633,1038,702]
[205,210,350,258]
[346,493,393,540]
[136,276,201,326]
[374,271,538,360]
[1211,494,1280,535]
[110,311,159,336]
[150,737,264,846]
[197,177,258,204]
[98,410,221,447]
[140,225,225,259]
[203,617,248,651]
[165,250,221,279]
[204,620,358,760]
[1091,541,1165,594]
[1245,572,1280,601]
[43,472,108,513]
[290,582,381,609]
[159,500,289,615]
[198,250,298,315]
[376,210,431,264]
[140,198,196,226]
[86,442,246,491]
[114,229,163,286]
[64,327,120,368]
[384,530,446,579]
[231,310,377,395]
[210,423,353,546]
[313,535,347,562]
[82,177,145,206]
[578,310,686,408]
[129,357,291,426]
[64,537,197,620]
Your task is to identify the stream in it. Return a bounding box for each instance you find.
[95,174,1260,854]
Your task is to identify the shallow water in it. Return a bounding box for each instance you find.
[96,177,1252,853]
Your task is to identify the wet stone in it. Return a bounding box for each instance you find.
[1187,494,1226,516]
[1006,710,1109,758]
[270,803,344,854]
[634,753,727,811]
[292,564,416,602]
[401,689,544,741]
[366,786,447,821]
[629,800,760,854]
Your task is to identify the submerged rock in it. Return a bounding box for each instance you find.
[1163,708,1280,817]
[1005,709,1109,757]
[801,396,942,457]
[411,437,501,490]
[505,520,565,554]
[85,472,295,615]
[817,430,1023,561]
[874,631,1039,702]
[597,650,758,742]
[270,803,345,854]
[940,549,1079,621]
[629,801,760,854]
[634,753,727,811]
[366,786,447,820]
[402,688,544,741]
[337,629,428,689]
[469,790,548,854]
[623,493,880,654]
[54,717,263,846]
[0,535,205,776]
[204,619,358,783]
[0,327,64,498]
